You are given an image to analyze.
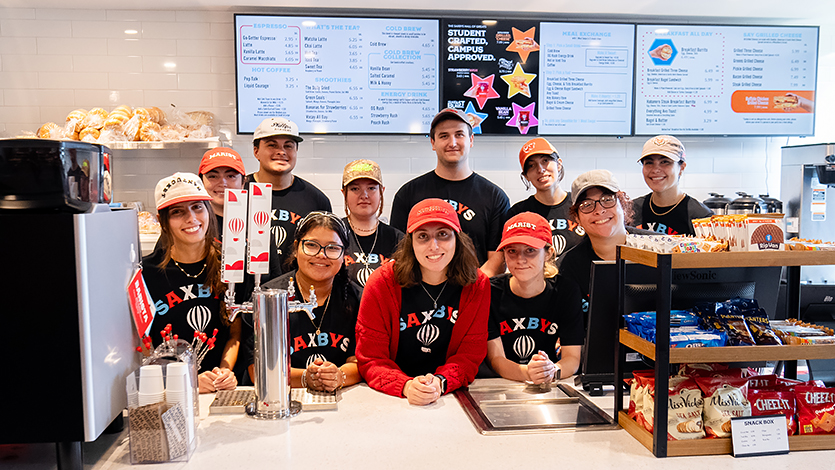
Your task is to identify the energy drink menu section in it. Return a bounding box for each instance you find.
[635,25,818,135]
[235,15,439,134]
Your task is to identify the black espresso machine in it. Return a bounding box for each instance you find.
[0,139,138,470]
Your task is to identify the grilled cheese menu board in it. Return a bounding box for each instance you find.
[635,25,818,136]
[235,15,439,134]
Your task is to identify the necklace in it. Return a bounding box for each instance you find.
[350,218,378,234]
[300,283,331,336]
[649,193,686,217]
[348,219,379,267]
[173,260,206,278]
[421,281,448,311]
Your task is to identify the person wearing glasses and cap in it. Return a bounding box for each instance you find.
[632,135,712,236]
[389,108,510,277]
[356,199,490,406]
[341,159,404,287]
[255,211,363,392]
[245,117,332,279]
[143,172,241,393]
[487,212,585,384]
[507,137,585,257]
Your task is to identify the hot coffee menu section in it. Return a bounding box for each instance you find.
[635,25,818,135]
[235,15,439,134]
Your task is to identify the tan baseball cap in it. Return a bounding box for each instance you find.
[570,169,621,205]
[640,135,685,163]
[342,159,383,187]
[253,117,303,143]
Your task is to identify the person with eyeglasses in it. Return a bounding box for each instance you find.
[486,212,585,383]
[253,211,363,392]
[557,170,652,316]
[355,199,490,406]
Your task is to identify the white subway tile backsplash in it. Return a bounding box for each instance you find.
[73,89,146,108]
[37,37,107,55]
[36,9,105,21]
[71,21,142,39]
[39,71,108,90]
[106,10,176,22]
[0,106,40,123]
[176,39,233,57]
[74,55,143,73]
[4,89,76,107]
[142,90,213,108]
[143,55,211,73]
[312,141,378,159]
[0,37,37,55]
[0,71,38,89]
[108,72,177,90]
[1,54,72,72]
[177,73,234,91]
[211,56,235,74]
[107,38,177,57]
[175,11,233,23]
[686,173,743,188]
[565,142,627,160]
[141,22,212,40]
[0,19,71,38]
[2,8,35,20]
[209,22,234,40]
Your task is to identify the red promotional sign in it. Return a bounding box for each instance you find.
[127,269,155,338]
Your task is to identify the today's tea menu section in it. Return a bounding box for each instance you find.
[235,15,439,134]
[635,25,818,135]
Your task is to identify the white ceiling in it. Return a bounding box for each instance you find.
[2,0,834,24]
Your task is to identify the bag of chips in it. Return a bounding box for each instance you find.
[796,386,835,435]
[667,376,705,441]
[696,376,751,438]
[629,370,655,420]
[749,388,796,435]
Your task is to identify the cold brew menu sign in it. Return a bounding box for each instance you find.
[235,15,439,134]
[635,25,818,135]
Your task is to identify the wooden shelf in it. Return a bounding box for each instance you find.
[619,411,835,456]
[620,330,835,363]
[619,246,835,269]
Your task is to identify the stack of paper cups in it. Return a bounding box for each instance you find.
[166,362,195,443]
[137,364,165,406]
[126,374,139,409]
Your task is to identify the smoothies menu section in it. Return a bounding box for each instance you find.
[635,25,818,135]
[235,15,439,134]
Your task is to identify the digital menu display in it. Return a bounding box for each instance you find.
[635,25,818,136]
[235,15,439,134]
[538,22,634,135]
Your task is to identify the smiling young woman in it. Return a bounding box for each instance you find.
[355,198,489,406]
[142,172,241,394]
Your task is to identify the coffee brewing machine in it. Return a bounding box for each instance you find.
[221,183,316,419]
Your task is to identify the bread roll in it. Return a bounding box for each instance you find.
[134,107,151,120]
[139,121,161,142]
[79,127,100,142]
[112,105,133,118]
[37,122,60,139]
[82,108,108,130]
[123,114,147,141]
[186,110,214,128]
[149,106,166,125]
[65,109,88,133]
[103,115,128,131]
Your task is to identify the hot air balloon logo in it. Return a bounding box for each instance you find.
[187,305,211,333]
[271,226,287,252]
[228,217,244,242]
[305,353,327,367]
[253,210,269,234]
[552,234,566,255]
[417,324,440,353]
[356,266,374,287]
[513,335,535,360]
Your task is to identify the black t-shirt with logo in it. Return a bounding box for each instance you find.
[395,281,463,377]
[260,270,360,369]
[488,274,585,363]
[243,174,332,279]
[389,171,510,265]
[142,250,230,373]
[342,218,404,287]
[507,193,585,256]
[633,194,712,236]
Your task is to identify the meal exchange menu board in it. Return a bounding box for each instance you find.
[235,15,439,134]
[635,25,818,136]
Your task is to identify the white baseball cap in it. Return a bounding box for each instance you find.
[253,117,303,143]
[154,172,212,210]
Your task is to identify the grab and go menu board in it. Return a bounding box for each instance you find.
[635,25,818,135]
[440,20,635,135]
[235,15,439,134]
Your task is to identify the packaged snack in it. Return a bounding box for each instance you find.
[667,376,705,441]
[680,363,729,377]
[670,330,726,348]
[696,376,751,438]
[749,388,797,435]
[747,374,779,390]
[796,386,835,435]
[744,312,783,345]
[746,214,785,251]
[629,370,655,420]
[641,375,656,433]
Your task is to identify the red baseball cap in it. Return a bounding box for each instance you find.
[198,147,245,176]
[518,137,558,169]
[406,198,461,234]
[497,212,552,251]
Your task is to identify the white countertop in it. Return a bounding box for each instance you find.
[4,378,835,469]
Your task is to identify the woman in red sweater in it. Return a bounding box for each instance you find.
[355,198,490,405]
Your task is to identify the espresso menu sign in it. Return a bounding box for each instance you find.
[441,19,541,135]
[635,25,818,135]
[235,15,439,134]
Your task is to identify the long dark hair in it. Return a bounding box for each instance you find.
[157,200,230,325]
[521,152,564,191]
[392,230,480,288]
[290,211,358,319]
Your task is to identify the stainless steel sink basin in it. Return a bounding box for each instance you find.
[454,379,617,435]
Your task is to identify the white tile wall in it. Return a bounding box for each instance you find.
[0,7,833,217]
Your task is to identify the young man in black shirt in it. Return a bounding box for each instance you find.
[390,108,510,277]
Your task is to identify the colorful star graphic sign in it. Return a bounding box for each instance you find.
[506,102,538,135]
[500,63,536,99]
[463,102,488,134]
[505,27,540,63]
[463,73,500,109]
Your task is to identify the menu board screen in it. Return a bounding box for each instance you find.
[635,25,818,136]
[235,15,439,134]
